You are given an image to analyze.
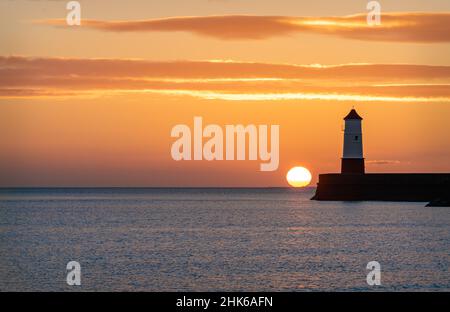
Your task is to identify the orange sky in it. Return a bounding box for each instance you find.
[0,0,449,187]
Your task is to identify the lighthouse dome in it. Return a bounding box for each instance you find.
[344,109,363,120]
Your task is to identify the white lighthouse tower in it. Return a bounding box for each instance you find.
[341,108,365,174]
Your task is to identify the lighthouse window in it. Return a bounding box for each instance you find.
[354,135,359,141]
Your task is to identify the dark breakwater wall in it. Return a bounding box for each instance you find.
[312,173,450,201]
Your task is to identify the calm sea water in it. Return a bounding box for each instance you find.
[0,188,449,291]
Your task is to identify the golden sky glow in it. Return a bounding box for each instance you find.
[0,0,449,187]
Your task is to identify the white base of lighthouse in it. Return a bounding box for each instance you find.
[341,158,365,174]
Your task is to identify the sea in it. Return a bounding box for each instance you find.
[0,188,449,291]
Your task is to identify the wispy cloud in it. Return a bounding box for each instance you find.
[366,160,403,165]
[36,12,450,43]
[1,56,450,102]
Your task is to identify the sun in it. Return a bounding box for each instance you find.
[286,167,312,187]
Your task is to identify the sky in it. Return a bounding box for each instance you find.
[0,0,449,187]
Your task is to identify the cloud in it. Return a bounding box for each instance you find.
[36,12,450,43]
[1,56,450,102]
[3,56,450,80]
[366,160,402,165]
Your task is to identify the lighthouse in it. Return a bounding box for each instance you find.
[312,108,450,203]
[341,109,365,174]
